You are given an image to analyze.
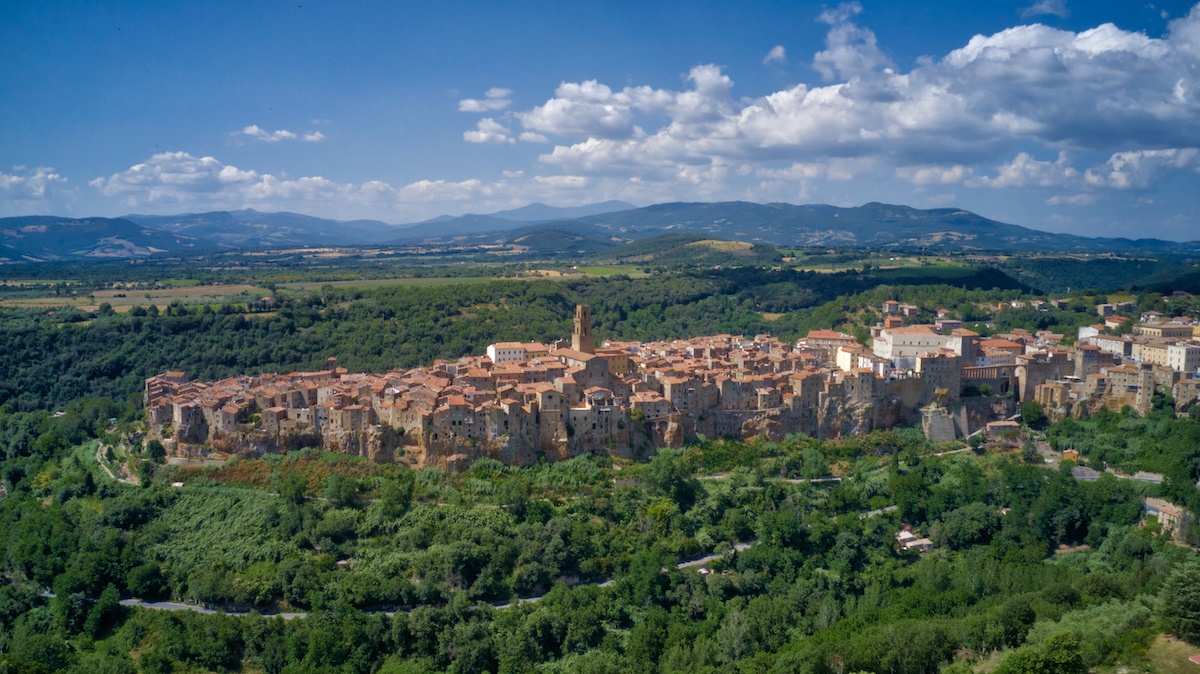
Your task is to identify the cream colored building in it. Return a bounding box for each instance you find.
[1167,343,1200,373]
[872,325,948,369]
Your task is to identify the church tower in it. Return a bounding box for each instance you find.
[572,304,595,354]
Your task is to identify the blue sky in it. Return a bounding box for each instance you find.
[2,0,1199,239]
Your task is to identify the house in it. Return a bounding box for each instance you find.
[1104,315,1129,330]
[1144,497,1184,529]
[896,529,933,553]
[986,420,1020,437]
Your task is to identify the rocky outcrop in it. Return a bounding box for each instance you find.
[813,397,874,439]
[741,411,786,442]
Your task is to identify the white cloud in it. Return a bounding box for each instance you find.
[303,131,325,142]
[763,45,787,65]
[518,80,638,138]
[88,151,511,218]
[973,148,1200,196]
[897,164,974,186]
[0,165,72,215]
[1021,0,1069,19]
[1083,148,1200,189]
[813,2,892,81]
[1046,193,1098,205]
[463,118,515,144]
[0,166,67,200]
[518,131,549,143]
[458,87,513,112]
[241,125,298,142]
[84,151,659,222]
[494,2,1200,202]
[974,152,1078,188]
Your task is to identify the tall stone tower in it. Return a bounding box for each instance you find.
[572,304,595,354]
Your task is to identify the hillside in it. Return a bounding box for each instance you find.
[395,200,1200,255]
[576,201,1200,253]
[592,232,783,268]
[0,216,213,262]
[124,209,399,248]
[385,201,638,242]
[502,222,622,257]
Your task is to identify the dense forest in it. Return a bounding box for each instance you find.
[3,395,1200,673]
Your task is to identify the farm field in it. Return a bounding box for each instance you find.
[0,283,272,311]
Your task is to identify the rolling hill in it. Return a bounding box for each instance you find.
[394,201,1200,254]
[124,209,398,248]
[0,216,214,262]
[573,202,1200,254]
[591,232,783,268]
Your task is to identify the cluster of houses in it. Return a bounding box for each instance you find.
[1033,310,1200,417]
[144,298,1200,469]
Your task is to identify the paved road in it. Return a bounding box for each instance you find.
[110,541,759,619]
[677,542,754,569]
[700,473,842,484]
[118,598,310,619]
[932,446,973,457]
[860,505,898,519]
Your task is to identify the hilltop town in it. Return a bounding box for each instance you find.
[144,299,1200,469]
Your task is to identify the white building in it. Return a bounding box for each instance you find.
[486,342,526,363]
[1167,343,1200,374]
[872,325,949,369]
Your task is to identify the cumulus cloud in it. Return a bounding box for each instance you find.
[463,118,516,144]
[763,45,787,65]
[1083,148,1200,189]
[974,152,1079,189]
[1,166,68,200]
[813,3,892,81]
[88,151,418,217]
[458,87,513,112]
[237,125,325,143]
[496,2,1200,204]
[1021,0,1069,19]
[517,80,639,138]
[897,164,974,186]
[241,125,298,142]
[85,151,655,222]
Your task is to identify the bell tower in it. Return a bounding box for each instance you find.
[572,304,595,354]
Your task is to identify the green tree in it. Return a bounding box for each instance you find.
[1020,400,1049,431]
[994,630,1084,674]
[1160,561,1200,644]
[83,583,124,638]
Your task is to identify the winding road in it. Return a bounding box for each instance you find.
[109,542,757,620]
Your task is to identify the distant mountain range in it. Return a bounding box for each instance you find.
[389,201,1200,255]
[2,200,1197,262]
